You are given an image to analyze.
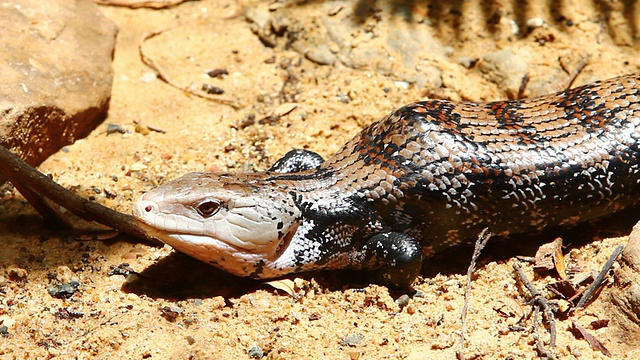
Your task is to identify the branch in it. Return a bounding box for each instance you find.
[0,145,152,241]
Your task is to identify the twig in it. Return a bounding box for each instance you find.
[5,177,72,228]
[517,73,530,99]
[532,307,543,356]
[562,57,589,90]
[0,145,153,242]
[575,245,624,308]
[94,0,198,9]
[139,28,240,109]
[456,228,492,360]
[513,263,556,358]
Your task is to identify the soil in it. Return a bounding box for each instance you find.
[2,0,640,358]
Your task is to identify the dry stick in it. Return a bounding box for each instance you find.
[139,28,240,109]
[575,245,624,308]
[0,145,151,241]
[513,264,556,357]
[517,73,530,99]
[7,179,73,228]
[456,228,492,360]
[562,57,589,90]
[95,0,199,9]
[531,307,549,358]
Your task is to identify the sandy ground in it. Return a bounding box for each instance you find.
[2,0,640,358]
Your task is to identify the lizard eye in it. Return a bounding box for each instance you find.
[196,200,220,217]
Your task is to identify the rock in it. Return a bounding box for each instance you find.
[605,222,640,345]
[247,345,264,359]
[0,0,116,167]
[246,1,445,89]
[340,333,363,347]
[47,281,81,299]
[478,48,529,99]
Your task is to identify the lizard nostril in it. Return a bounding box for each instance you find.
[135,200,158,217]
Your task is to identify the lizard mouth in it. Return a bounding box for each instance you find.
[135,199,264,250]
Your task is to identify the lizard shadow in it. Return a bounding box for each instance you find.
[121,252,263,299]
[422,205,640,278]
[123,206,640,300]
[121,251,379,300]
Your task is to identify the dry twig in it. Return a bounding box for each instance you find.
[139,28,240,109]
[562,57,589,90]
[513,264,556,358]
[95,0,198,9]
[575,245,624,308]
[456,228,492,360]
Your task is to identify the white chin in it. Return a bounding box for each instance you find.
[161,233,273,277]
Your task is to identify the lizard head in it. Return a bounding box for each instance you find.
[133,172,302,277]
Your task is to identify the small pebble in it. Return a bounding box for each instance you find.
[134,122,151,135]
[108,263,134,277]
[54,307,85,319]
[247,345,264,359]
[395,294,410,309]
[130,163,147,171]
[160,305,184,322]
[7,266,28,281]
[0,325,8,335]
[202,83,224,95]
[206,68,228,78]
[526,17,545,29]
[394,81,409,90]
[54,266,74,283]
[338,93,350,104]
[341,333,363,347]
[47,281,80,299]
[186,335,196,345]
[106,124,126,135]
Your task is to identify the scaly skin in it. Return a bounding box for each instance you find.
[134,73,640,287]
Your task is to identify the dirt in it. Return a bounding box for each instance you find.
[2,0,640,358]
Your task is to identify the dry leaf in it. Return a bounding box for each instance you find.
[546,279,578,300]
[534,237,566,278]
[571,320,612,357]
[266,279,296,296]
[553,242,567,279]
[493,298,525,320]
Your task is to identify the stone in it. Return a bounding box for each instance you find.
[478,48,529,99]
[0,0,117,167]
[246,1,445,89]
[605,222,640,344]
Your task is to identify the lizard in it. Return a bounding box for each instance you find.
[134,73,640,287]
